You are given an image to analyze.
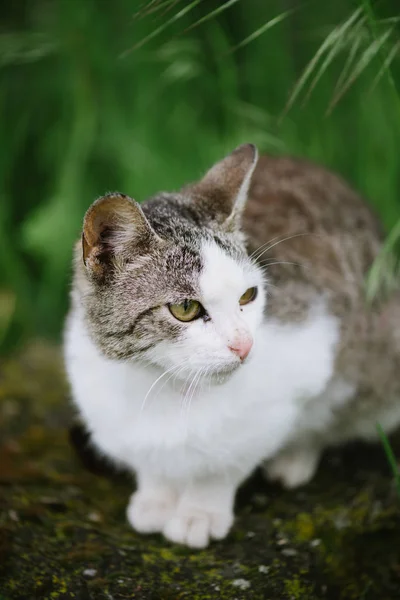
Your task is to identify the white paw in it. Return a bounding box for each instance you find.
[263,449,320,489]
[127,490,177,534]
[163,506,233,549]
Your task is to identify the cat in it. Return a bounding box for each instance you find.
[64,144,400,549]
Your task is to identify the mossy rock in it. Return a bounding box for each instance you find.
[1,342,399,600]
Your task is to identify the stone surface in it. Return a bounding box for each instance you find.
[1,342,400,600]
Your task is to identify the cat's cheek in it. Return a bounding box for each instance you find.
[239,298,265,338]
[182,323,226,359]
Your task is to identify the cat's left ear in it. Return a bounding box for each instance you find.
[187,143,258,232]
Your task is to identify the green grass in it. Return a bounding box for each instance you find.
[1,0,400,350]
[377,424,400,497]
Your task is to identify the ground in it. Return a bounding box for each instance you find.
[1,342,399,600]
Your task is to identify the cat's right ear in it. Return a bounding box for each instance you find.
[187,143,258,232]
[82,193,160,280]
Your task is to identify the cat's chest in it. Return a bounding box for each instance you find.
[90,363,276,445]
[88,362,300,476]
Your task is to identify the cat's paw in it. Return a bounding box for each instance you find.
[263,448,320,489]
[163,506,233,549]
[127,489,177,534]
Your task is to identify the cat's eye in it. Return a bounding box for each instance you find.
[239,286,258,306]
[168,299,204,322]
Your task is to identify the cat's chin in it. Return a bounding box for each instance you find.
[163,361,240,388]
[203,362,241,384]
[175,362,239,395]
[145,359,242,388]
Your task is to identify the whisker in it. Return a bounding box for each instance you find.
[141,363,181,411]
[153,362,189,402]
[251,232,318,261]
[202,366,211,391]
[257,259,311,270]
[203,366,214,397]
[185,368,204,419]
[172,365,187,389]
[249,233,287,259]
[181,369,197,417]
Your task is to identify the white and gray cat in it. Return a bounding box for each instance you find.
[64,144,400,548]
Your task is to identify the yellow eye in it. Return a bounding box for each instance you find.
[168,299,203,322]
[239,286,258,306]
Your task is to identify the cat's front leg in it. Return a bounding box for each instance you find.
[163,475,237,549]
[127,473,179,534]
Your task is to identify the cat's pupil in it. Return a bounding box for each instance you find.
[183,299,190,311]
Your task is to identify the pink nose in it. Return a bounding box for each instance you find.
[228,337,253,361]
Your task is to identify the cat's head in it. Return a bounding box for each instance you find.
[77,144,266,380]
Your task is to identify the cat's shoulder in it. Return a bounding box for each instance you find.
[246,153,382,239]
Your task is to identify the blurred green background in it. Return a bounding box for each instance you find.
[1,0,400,353]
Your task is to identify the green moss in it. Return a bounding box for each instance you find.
[291,512,316,542]
[284,575,315,599]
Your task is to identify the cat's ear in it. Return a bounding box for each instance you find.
[82,193,159,279]
[189,143,258,232]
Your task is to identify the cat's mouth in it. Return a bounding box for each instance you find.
[178,362,239,395]
[206,360,242,381]
[206,351,255,380]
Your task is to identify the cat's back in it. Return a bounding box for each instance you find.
[244,154,383,321]
[246,154,382,238]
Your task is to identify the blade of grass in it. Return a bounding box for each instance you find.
[158,0,182,18]
[366,219,400,303]
[283,7,363,115]
[361,0,400,111]
[133,0,175,20]
[367,40,400,94]
[328,27,393,110]
[302,28,352,105]
[332,16,366,96]
[378,17,400,25]
[121,0,202,56]
[228,9,295,53]
[377,423,400,498]
[183,0,241,34]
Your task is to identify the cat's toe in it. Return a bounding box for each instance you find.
[210,511,233,540]
[163,508,233,548]
[127,491,177,534]
[164,514,208,548]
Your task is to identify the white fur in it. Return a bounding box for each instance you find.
[64,240,342,548]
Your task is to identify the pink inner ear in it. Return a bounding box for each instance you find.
[83,194,134,249]
[81,193,163,279]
